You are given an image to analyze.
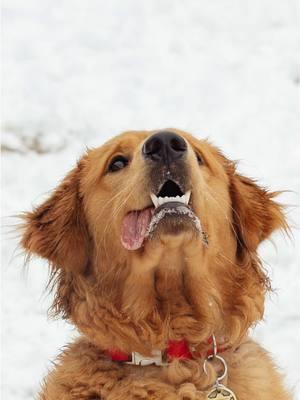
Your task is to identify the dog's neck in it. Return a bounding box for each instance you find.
[111,235,224,349]
[122,244,190,318]
[75,234,263,355]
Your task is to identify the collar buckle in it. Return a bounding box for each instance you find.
[125,350,166,366]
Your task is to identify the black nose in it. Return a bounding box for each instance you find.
[142,131,187,163]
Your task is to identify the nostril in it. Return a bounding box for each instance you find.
[142,137,163,160]
[144,138,161,155]
[170,137,187,152]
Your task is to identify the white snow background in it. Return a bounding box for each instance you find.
[2,1,300,399]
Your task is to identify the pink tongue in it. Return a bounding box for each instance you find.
[121,208,153,250]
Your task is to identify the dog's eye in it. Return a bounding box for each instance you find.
[196,153,204,165]
[108,155,129,173]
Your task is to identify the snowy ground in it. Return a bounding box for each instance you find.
[2,1,300,399]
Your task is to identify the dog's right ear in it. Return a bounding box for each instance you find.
[21,160,90,272]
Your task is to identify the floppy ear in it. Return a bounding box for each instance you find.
[230,173,287,254]
[21,161,90,272]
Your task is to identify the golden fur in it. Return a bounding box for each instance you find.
[21,129,291,399]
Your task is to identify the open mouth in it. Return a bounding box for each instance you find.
[121,180,202,251]
[150,180,191,209]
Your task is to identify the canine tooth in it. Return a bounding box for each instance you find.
[185,190,191,205]
[150,193,159,208]
[158,197,164,205]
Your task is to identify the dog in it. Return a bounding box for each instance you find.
[21,129,291,399]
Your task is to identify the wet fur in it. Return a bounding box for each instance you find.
[21,129,291,399]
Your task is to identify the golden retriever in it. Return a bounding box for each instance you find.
[21,129,291,399]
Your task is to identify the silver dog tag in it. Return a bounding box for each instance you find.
[207,384,237,399]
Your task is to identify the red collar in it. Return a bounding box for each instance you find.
[106,337,228,363]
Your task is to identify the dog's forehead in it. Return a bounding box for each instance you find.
[101,131,151,151]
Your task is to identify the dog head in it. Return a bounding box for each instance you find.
[21,129,287,350]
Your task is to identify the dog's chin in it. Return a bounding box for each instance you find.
[154,215,196,235]
[146,202,202,243]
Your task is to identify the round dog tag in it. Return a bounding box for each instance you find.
[207,385,237,399]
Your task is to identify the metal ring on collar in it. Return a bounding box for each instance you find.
[203,354,228,382]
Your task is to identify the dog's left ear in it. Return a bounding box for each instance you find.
[230,173,287,254]
[21,161,90,272]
